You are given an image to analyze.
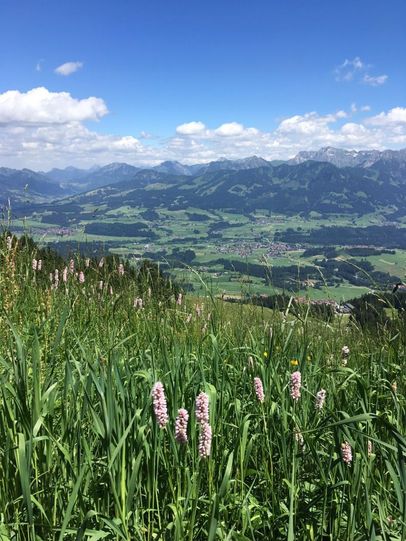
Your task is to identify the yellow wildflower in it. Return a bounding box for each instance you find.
[263,351,268,358]
[291,359,299,366]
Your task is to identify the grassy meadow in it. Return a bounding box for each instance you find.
[0,233,405,540]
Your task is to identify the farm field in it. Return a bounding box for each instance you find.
[0,233,405,540]
[11,208,406,302]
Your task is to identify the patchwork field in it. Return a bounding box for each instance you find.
[10,206,406,302]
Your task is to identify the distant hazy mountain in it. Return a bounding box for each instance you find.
[152,156,272,176]
[0,167,67,204]
[153,161,194,175]
[3,149,406,210]
[291,147,406,168]
[36,160,406,223]
[42,166,95,183]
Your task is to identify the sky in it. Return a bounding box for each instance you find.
[0,0,405,169]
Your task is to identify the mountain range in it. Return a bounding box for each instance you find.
[2,148,406,220]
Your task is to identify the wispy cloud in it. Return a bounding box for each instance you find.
[335,57,365,82]
[363,74,388,86]
[35,59,44,72]
[54,61,83,76]
[335,57,388,86]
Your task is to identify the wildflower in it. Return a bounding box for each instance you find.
[175,408,189,444]
[195,392,209,424]
[37,260,42,271]
[6,236,12,250]
[49,272,53,283]
[341,345,350,366]
[151,382,168,428]
[62,267,68,283]
[134,297,143,309]
[253,377,265,403]
[198,422,212,458]
[290,358,299,366]
[69,259,75,274]
[290,371,301,401]
[294,428,305,448]
[367,439,373,457]
[79,271,85,284]
[195,304,202,317]
[186,313,192,323]
[263,351,268,358]
[118,263,124,276]
[109,286,113,296]
[315,389,326,410]
[341,441,353,465]
[391,381,397,394]
[99,280,103,290]
[32,259,38,271]
[247,355,254,369]
[147,287,152,297]
[85,258,90,268]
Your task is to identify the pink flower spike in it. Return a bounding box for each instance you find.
[290,371,302,401]
[341,441,353,465]
[175,408,189,444]
[195,392,209,424]
[253,377,265,403]
[198,422,212,458]
[151,381,168,428]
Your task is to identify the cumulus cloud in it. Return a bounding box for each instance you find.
[0,87,108,125]
[0,85,405,169]
[363,74,388,86]
[367,107,406,126]
[54,61,83,76]
[214,122,245,137]
[176,121,206,135]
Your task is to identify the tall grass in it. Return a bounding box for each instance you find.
[0,233,405,540]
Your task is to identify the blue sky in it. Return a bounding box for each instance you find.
[0,0,405,168]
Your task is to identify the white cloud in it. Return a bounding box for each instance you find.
[361,105,371,112]
[54,61,83,76]
[363,74,388,86]
[335,57,365,81]
[335,57,388,87]
[35,60,44,72]
[0,87,108,124]
[367,107,406,126]
[176,121,206,135]
[215,122,244,136]
[0,86,405,169]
